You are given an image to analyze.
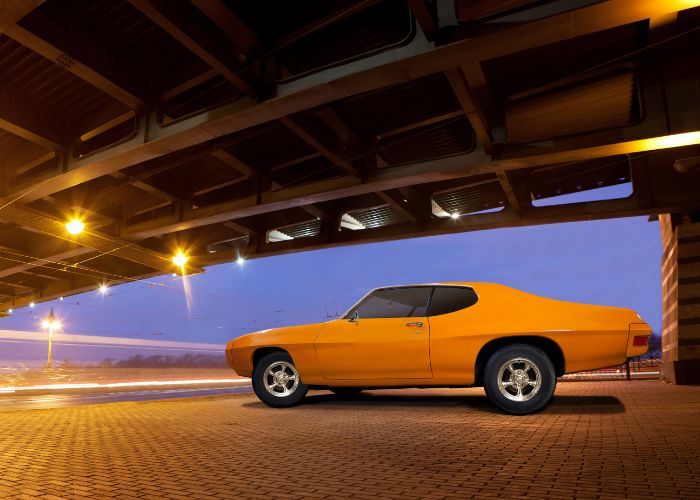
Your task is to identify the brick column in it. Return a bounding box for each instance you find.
[660,214,700,384]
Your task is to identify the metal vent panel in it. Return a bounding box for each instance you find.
[279,0,413,80]
[506,71,637,143]
[158,75,245,123]
[432,181,506,216]
[334,73,462,143]
[379,117,475,163]
[344,204,404,230]
[267,219,321,243]
[207,235,251,254]
[529,156,632,201]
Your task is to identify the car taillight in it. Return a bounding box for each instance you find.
[633,335,650,347]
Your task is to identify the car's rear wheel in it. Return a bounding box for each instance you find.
[252,352,308,408]
[483,344,556,415]
[329,387,364,397]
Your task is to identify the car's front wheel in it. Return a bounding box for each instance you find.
[483,344,556,415]
[252,352,308,408]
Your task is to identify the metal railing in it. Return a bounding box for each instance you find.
[561,348,662,381]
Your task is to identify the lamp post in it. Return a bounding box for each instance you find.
[42,308,58,369]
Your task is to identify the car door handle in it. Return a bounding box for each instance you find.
[406,321,423,328]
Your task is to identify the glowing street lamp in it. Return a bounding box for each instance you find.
[66,218,85,235]
[172,250,188,269]
[98,283,109,295]
[236,256,245,266]
[41,308,61,369]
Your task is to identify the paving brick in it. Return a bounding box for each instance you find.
[0,382,698,499]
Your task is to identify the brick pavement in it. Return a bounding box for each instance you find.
[0,381,698,500]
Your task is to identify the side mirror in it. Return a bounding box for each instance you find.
[348,310,360,323]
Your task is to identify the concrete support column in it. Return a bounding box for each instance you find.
[660,213,700,384]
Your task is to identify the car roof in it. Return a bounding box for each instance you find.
[373,282,487,290]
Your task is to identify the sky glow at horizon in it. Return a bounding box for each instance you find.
[0,207,662,359]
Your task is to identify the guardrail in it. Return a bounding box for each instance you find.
[561,349,662,381]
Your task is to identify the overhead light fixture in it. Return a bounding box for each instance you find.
[29,302,35,308]
[98,284,109,295]
[450,213,460,219]
[172,250,188,268]
[7,308,12,314]
[66,219,85,235]
[642,131,700,150]
[236,256,245,266]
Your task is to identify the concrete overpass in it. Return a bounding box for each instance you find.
[0,0,698,382]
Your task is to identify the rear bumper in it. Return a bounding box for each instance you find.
[626,322,652,358]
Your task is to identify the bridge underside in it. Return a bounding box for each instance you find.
[0,0,699,371]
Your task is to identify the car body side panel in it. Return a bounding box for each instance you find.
[226,323,326,380]
[429,283,637,384]
[313,317,432,380]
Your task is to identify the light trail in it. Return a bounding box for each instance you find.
[0,329,225,351]
[181,273,194,317]
[0,377,250,394]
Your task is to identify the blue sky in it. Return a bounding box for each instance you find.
[0,207,661,352]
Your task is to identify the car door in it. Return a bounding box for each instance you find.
[314,286,433,380]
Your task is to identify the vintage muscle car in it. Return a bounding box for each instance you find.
[226,283,651,414]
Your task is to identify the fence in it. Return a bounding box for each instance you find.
[561,348,662,381]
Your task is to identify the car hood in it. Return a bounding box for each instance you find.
[233,321,328,347]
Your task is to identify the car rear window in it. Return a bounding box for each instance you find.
[428,287,478,316]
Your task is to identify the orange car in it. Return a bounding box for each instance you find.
[226,283,651,414]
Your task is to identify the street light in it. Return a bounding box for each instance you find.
[41,308,61,369]
[236,256,245,266]
[172,250,188,269]
[66,218,85,235]
[98,283,109,295]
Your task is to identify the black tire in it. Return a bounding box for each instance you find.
[252,352,308,408]
[483,344,556,415]
[329,387,364,397]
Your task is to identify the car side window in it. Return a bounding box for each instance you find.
[350,287,431,319]
[428,286,478,316]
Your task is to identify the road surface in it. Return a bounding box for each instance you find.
[0,384,252,411]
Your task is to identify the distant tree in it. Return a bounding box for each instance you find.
[113,353,227,368]
[97,357,115,368]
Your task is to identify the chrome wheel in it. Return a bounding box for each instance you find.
[263,361,299,398]
[497,357,541,402]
